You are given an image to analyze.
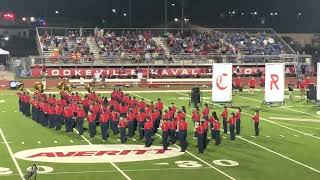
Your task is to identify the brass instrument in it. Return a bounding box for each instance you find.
[85,83,94,93]
[17,82,24,92]
[33,82,44,93]
[57,81,72,93]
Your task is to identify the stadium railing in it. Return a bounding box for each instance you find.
[28,54,312,67]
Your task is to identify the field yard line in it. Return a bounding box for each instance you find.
[177,92,320,140]
[129,92,237,180]
[73,128,132,180]
[276,122,320,130]
[238,95,320,119]
[237,136,320,174]
[268,117,320,123]
[0,128,25,180]
[36,167,212,176]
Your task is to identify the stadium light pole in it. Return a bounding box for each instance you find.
[129,0,133,27]
[181,0,185,32]
[165,0,168,32]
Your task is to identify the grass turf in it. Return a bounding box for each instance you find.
[0,89,319,180]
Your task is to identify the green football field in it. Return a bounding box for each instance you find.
[0,88,319,180]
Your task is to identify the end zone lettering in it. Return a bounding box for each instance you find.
[27,149,170,158]
[14,145,184,163]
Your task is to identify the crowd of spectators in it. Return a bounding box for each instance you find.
[41,31,94,63]
[95,29,165,62]
[166,31,285,56]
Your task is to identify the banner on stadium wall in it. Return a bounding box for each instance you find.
[30,66,297,78]
[212,63,233,102]
[265,63,285,103]
[317,63,320,100]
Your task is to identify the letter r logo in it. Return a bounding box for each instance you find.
[270,74,279,90]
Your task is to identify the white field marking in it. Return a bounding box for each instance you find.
[280,135,285,138]
[294,135,299,137]
[237,135,320,174]
[268,117,320,123]
[238,95,320,119]
[250,136,256,138]
[179,92,320,141]
[192,137,197,139]
[129,92,237,180]
[117,139,121,142]
[222,136,226,139]
[2,110,6,112]
[154,163,169,165]
[14,110,17,113]
[21,142,24,145]
[132,139,137,141]
[73,128,132,180]
[276,122,320,130]
[70,140,74,143]
[0,100,5,103]
[53,141,58,144]
[0,141,13,144]
[265,135,271,138]
[32,167,211,176]
[0,128,25,180]
[37,141,41,144]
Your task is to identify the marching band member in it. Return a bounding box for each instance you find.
[229,113,236,141]
[252,111,260,136]
[235,107,242,135]
[177,117,188,152]
[76,104,86,135]
[196,120,206,154]
[220,106,228,133]
[144,118,153,147]
[118,117,128,144]
[160,119,170,150]
[87,110,96,138]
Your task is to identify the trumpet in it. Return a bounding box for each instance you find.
[33,82,44,93]
[57,81,72,93]
[17,82,24,92]
[85,83,94,93]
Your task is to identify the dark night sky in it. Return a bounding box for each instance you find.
[0,0,319,32]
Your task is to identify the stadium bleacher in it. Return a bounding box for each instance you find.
[36,28,301,65]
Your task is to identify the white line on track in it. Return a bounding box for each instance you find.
[73,128,132,180]
[0,128,25,180]
[129,92,237,180]
[234,95,320,140]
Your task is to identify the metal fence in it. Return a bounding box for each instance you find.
[28,54,312,67]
